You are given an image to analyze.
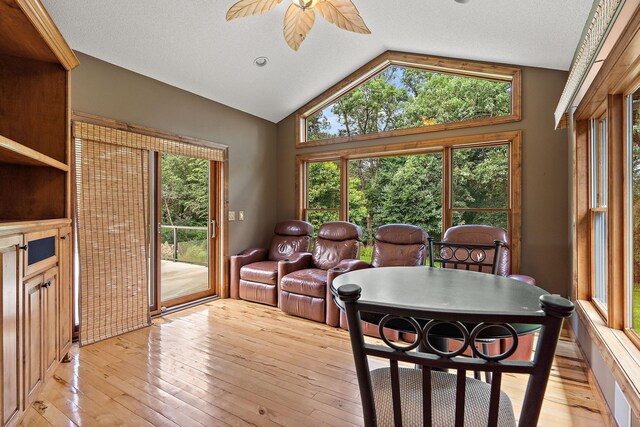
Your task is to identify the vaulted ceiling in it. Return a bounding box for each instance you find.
[42,0,592,123]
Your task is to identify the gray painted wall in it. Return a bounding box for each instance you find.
[276,65,571,297]
[71,52,278,256]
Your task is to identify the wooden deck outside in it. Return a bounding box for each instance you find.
[20,299,610,426]
[160,260,209,302]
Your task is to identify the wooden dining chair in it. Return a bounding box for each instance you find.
[337,284,574,427]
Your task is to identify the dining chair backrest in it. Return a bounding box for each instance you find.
[440,225,511,275]
[337,284,574,427]
[428,236,504,275]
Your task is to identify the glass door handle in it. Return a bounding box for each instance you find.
[211,220,216,239]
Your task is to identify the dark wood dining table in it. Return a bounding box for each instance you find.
[330,266,549,341]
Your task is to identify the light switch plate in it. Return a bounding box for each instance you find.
[229,211,236,221]
[238,211,245,221]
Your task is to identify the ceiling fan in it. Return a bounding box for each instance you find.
[226,0,371,51]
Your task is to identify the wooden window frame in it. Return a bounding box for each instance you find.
[295,131,522,272]
[576,95,628,329]
[295,51,522,148]
[588,110,610,320]
[623,82,640,347]
[567,4,640,416]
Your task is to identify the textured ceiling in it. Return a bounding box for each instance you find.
[42,0,592,123]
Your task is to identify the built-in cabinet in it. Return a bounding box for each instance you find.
[0,0,78,425]
[0,224,72,425]
[22,274,43,406]
[58,227,72,360]
[0,235,21,427]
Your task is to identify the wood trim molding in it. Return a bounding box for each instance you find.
[510,133,522,274]
[15,0,79,70]
[72,112,229,152]
[295,51,522,148]
[575,120,591,301]
[575,3,640,121]
[0,218,71,237]
[607,94,625,329]
[295,131,521,161]
[555,0,624,127]
[575,300,640,420]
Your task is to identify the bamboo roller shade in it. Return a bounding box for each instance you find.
[73,120,223,345]
[75,136,151,346]
[73,121,225,161]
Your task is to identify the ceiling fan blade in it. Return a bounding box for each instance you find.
[283,4,316,51]
[315,0,370,34]
[226,0,283,21]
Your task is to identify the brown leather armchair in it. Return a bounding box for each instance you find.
[230,220,313,306]
[336,224,429,338]
[441,224,536,360]
[279,221,362,325]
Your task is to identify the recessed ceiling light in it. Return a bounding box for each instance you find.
[254,57,268,67]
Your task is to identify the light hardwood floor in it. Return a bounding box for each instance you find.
[20,299,610,426]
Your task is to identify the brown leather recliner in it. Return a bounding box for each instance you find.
[279,221,362,325]
[334,224,429,338]
[442,224,535,360]
[230,220,313,306]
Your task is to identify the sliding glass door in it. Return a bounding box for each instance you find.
[151,153,217,312]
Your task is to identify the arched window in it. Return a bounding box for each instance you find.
[297,52,521,147]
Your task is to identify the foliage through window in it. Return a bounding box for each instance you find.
[347,154,443,246]
[160,153,209,266]
[307,66,511,142]
[301,136,518,266]
[299,52,521,146]
[306,161,340,237]
[452,145,509,229]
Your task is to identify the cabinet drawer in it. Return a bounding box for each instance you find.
[23,229,58,278]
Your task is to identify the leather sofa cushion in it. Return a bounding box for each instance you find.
[280,268,327,298]
[371,241,426,268]
[375,224,427,245]
[312,239,360,270]
[268,235,311,261]
[240,261,278,285]
[274,220,313,236]
[239,280,277,306]
[443,225,511,276]
[317,221,362,241]
[280,291,325,323]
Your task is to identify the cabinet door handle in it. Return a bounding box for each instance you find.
[42,281,51,289]
[61,235,68,240]
[19,244,28,251]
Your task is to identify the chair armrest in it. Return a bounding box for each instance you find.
[230,248,268,299]
[328,259,371,280]
[278,252,312,280]
[326,259,371,327]
[508,274,536,286]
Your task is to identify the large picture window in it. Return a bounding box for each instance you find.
[297,52,521,147]
[297,132,521,270]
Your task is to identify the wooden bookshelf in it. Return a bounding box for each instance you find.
[0,135,68,171]
[0,1,78,426]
